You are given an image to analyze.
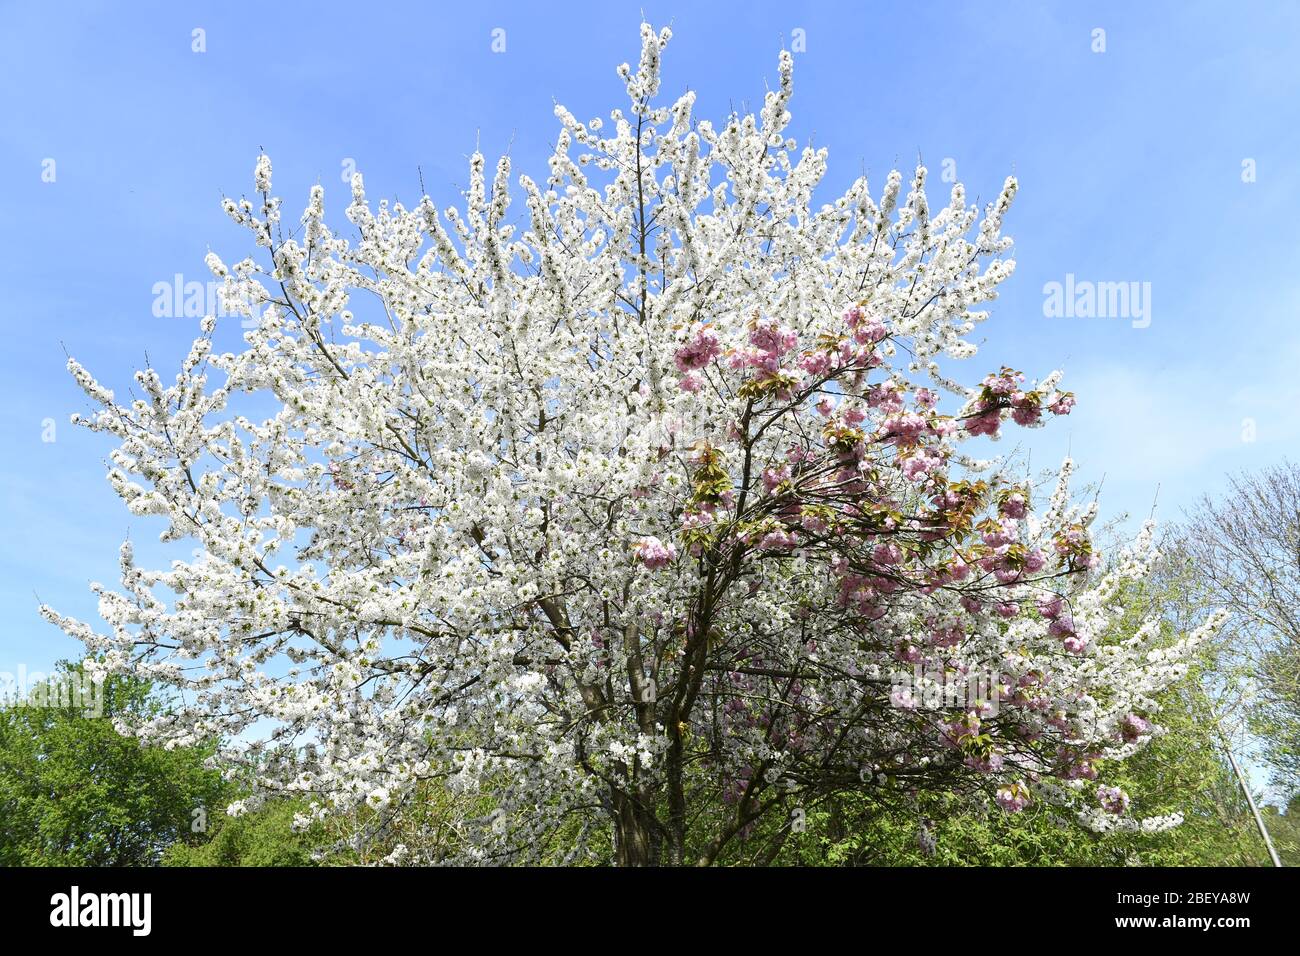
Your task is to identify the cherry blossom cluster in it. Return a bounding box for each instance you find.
[44,23,1220,864]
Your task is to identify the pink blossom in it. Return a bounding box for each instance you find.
[1048,614,1076,638]
[943,712,981,747]
[634,536,676,570]
[762,464,792,492]
[890,687,918,710]
[981,369,1023,395]
[680,510,713,532]
[724,349,750,371]
[845,306,887,344]
[749,317,798,356]
[800,511,829,535]
[1097,785,1130,815]
[982,517,1019,548]
[872,542,902,566]
[1063,755,1099,781]
[1120,713,1151,742]
[965,410,1001,437]
[673,325,722,372]
[852,319,887,345]
[966,752,1004,773]
[1011,403,1041,427]
[999,492,1028,519]
[1055,527,1088,552]
[901,450,943,481]
[758,529,798,551]
[882,411,929,443]
[996,784,1030,813]
[1048,393,1076,416]
[800,352,833,375]
[867,382,906,414]
[930,624,963,648]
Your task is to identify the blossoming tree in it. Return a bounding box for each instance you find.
[47,24,1222,865]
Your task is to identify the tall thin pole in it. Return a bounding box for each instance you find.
[1223,741,1282,867]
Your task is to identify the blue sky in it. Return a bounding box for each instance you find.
[2,2,1297,797]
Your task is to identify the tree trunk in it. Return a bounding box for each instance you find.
[612,792,661,866]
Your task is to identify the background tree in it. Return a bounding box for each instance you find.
[0,663,228,866]
[1259,795,1300,866]
[1177,460,1300,794]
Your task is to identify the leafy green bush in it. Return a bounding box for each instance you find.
[0,663,228,866]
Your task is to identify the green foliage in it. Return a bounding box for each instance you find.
[1259,794,1300,866]
[165,779,502,866]
[1251,647,1300,793]
[162,799,320,867]
[0,662,229,866]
